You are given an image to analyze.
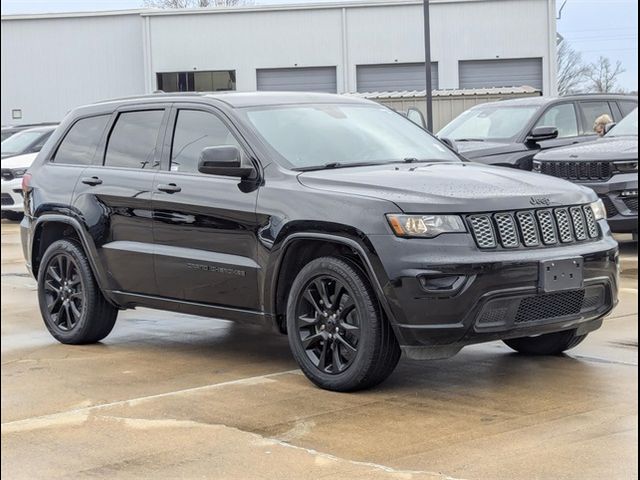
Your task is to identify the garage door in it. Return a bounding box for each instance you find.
[459,58,543,90]
[356,63,439,92]
[256,67,337,93]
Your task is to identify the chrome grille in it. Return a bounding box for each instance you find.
[494,213,519,248]
[554,208,574,243]
[468,204,600,250]
[536,209,558,245]
[570,207,587,241]
[469,215,497,248]
[582,206,599,238]
[516,211,540,247]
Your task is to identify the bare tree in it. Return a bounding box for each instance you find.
[556,40,590,95]
[585,56,626,93]
[144,0,254,8]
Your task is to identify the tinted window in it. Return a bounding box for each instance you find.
[535,103,578,138]
[105,110,164,169]
[619,100,638,117]
[579,101,614,135]
[171,110,240,173]
[54,116,109,165]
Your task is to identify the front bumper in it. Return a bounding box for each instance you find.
[368,222,619,353]
[579,174,638,233]
[1,178,24,213]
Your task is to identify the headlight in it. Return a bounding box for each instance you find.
[532,160,542,172]
[386,214,466,238]
[614,160,638,173]
[10,168,27,178]
[590,199,607,221]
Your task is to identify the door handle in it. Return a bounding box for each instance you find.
[157,183,181,193]
[81,176,102,186]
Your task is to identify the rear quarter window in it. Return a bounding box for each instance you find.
[53,116,110,165]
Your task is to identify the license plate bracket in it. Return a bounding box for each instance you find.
[539,257,584,292]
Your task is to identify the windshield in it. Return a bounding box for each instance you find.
[1,130,43,156]
[438,105,539,142]
[242,104,459,169]
[607,108,638,137]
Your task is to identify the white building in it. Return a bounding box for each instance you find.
[1,0,557,124]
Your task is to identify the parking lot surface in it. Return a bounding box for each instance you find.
[1,219,637,480]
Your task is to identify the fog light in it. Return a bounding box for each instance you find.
[419,274,466,294]
[620,190,638,197]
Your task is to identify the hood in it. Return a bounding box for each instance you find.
[298,162,595,213]
[453,141,524,160]
[535,137,638,161]
[1,152,38,169]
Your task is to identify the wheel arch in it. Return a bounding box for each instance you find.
[267,232,395,334]
[31,215,117,305]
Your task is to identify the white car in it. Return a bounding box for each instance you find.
[1,152,37,220]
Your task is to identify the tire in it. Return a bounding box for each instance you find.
[503,329,587,356]
[37,239,118,344]
[286,256,400,392]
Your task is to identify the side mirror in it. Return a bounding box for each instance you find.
[604,122,617,135]
[406,107,426,129]
[439,137,458,153]
[198,145,255,179]
[526,126,559,144]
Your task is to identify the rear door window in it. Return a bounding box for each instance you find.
[578,101,614,135]
[104,110,164,170]
[534,103,578,138]
[53,116,110,165]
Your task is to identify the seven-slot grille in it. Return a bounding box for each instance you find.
[468,205,599,249]
[539,161,613,181]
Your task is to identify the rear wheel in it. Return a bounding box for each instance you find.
[286,256,400,392]
[503,329,587,355]
[38,239,118,344]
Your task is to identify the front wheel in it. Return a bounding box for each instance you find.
[503,329,587,355]
[38,239,118,344]
[286,256,400,392]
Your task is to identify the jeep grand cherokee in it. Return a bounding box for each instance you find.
[21,93,619,391]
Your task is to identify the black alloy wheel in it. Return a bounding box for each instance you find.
[295,275,361,374]
[43,253,85,331]
[38,239,118,344]
[286,256,400,392]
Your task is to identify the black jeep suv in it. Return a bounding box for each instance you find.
[21,93,619,391]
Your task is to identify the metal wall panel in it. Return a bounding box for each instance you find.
[459,58,543,90]
[1,14,144,124]
[256,67,337,93]
[356,63,439,92]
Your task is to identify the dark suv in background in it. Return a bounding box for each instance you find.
[438,94,637,170]
[534,108,638,236]
[21,93,619,391]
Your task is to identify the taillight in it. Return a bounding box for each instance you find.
[22,173,32,194]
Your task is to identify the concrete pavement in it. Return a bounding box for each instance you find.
[1,220,637,479]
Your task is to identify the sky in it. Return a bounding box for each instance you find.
[1,0,638,91]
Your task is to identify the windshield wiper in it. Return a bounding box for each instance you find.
[294,161,382,172]
[454,138,485,142]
